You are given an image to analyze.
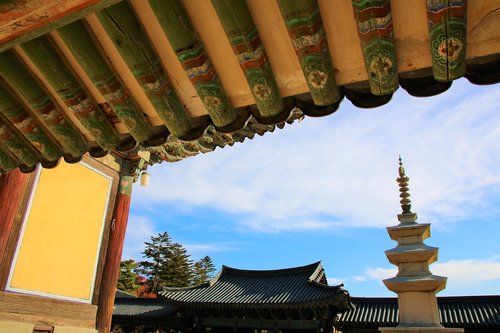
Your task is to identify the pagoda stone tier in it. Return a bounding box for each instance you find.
[379,161,463,333]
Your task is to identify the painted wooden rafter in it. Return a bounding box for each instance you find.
[352,0,399,95]
[56,20,155,143]
[0,0,122,53]
[0,117,39,169]
[0,51,88,160]
[0,84,61,163]
[20,36,120,151]
[0,145,18,173]
[277,0,341,106]
[147,109,303,165]
[96,1,193,139]
[211,0,284,120]
[427,0,467,82]
[148,0,239,130]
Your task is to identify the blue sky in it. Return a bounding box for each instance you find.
[124,78,500,297]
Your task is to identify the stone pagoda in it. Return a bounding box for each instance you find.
[379,158,463,333]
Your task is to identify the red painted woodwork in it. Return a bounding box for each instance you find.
[96,176,133,333]
[0,169,31,274]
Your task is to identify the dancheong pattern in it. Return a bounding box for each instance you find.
[97,1,192,138]
[0,84,61,162]
[277,0,341,106]
[212,0,284,119]
[352,0,399,95]
[57,20,155,143]
[0,51,88,160]
[149,0,237,129]
[21,36,120,151]
[427,0,467,82]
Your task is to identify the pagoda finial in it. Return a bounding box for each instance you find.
[397,156,412,214]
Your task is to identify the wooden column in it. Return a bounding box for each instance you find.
[96,175,133,333]
[0,169,32,288]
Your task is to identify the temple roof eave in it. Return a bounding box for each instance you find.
[0,0,498,173]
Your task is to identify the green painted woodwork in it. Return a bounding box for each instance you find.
[211,0,283,119]
[427,0,467,82]
[0,51,87,158]
[21,36,120,150]
[0,145,18,173]
[57,21,155,143]
[277,0,341,106]
[96,2,192,138]
[147,109,304,165]
[352,0,399,95]
[0,84,61,161]
[148,0,237,129]
[0,118,38,168]
[0,0,122,53]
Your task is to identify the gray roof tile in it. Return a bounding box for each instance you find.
[160,262,352,310]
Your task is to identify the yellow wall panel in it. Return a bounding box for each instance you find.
[7,161,112,302]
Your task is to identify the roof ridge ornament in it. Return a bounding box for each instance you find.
[396,156,417,223]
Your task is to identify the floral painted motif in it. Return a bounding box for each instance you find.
[149,0,236,129]
[277,0,341,106]
[352,0,398,95]
[427,0,467,81]
[437,37,463,61]
[307,70,328,90]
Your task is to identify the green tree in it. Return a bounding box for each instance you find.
[117,259,139,294]
[192,256,216,285]
[137,232,193,293]
[168,242,193,287]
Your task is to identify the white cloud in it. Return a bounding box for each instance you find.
[328,277,346,286]
[121,215,157,261]
[433,258,500,283]
[183,243,237,261]
[133,81,500,233]
[365,267,398,280]
[363,257,500,285]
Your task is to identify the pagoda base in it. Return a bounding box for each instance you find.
[379,326,463,333]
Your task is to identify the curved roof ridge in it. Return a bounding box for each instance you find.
[219,261,322,276]
[307,261,326,283]
[161,282,210,294]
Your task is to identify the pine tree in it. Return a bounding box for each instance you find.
[192,256,216,285]
[136,232,194,293]
[117,259,139,294]
[167,242,193,287]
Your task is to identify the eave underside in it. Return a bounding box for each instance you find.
[0,0,498,173]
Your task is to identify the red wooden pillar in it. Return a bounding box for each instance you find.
[0,169,32,271]
[96,175,133,333]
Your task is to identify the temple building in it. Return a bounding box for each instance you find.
[112,294,500,333]
[111,261,354,333]
[0,1,499,333]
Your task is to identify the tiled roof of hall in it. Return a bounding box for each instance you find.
[0,0,499,173]
[159,261,353,310]
[336,295,500,331]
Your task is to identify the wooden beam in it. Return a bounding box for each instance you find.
[95,2,193,138]
[56,21,155,143]
[0,51,88,160]
[0,291,97,329]
[427,0,467,81]
[0,83,62,164]
[0,0,122,53]
[0,146,18,173]
[0,169,32,287]
[351,0,399,95]
[20,36,121,151]
[277,0,341,106]
[148,0,238,130]
[96,174,133,333]
[0,117,39,168]
[211,0,284,119]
